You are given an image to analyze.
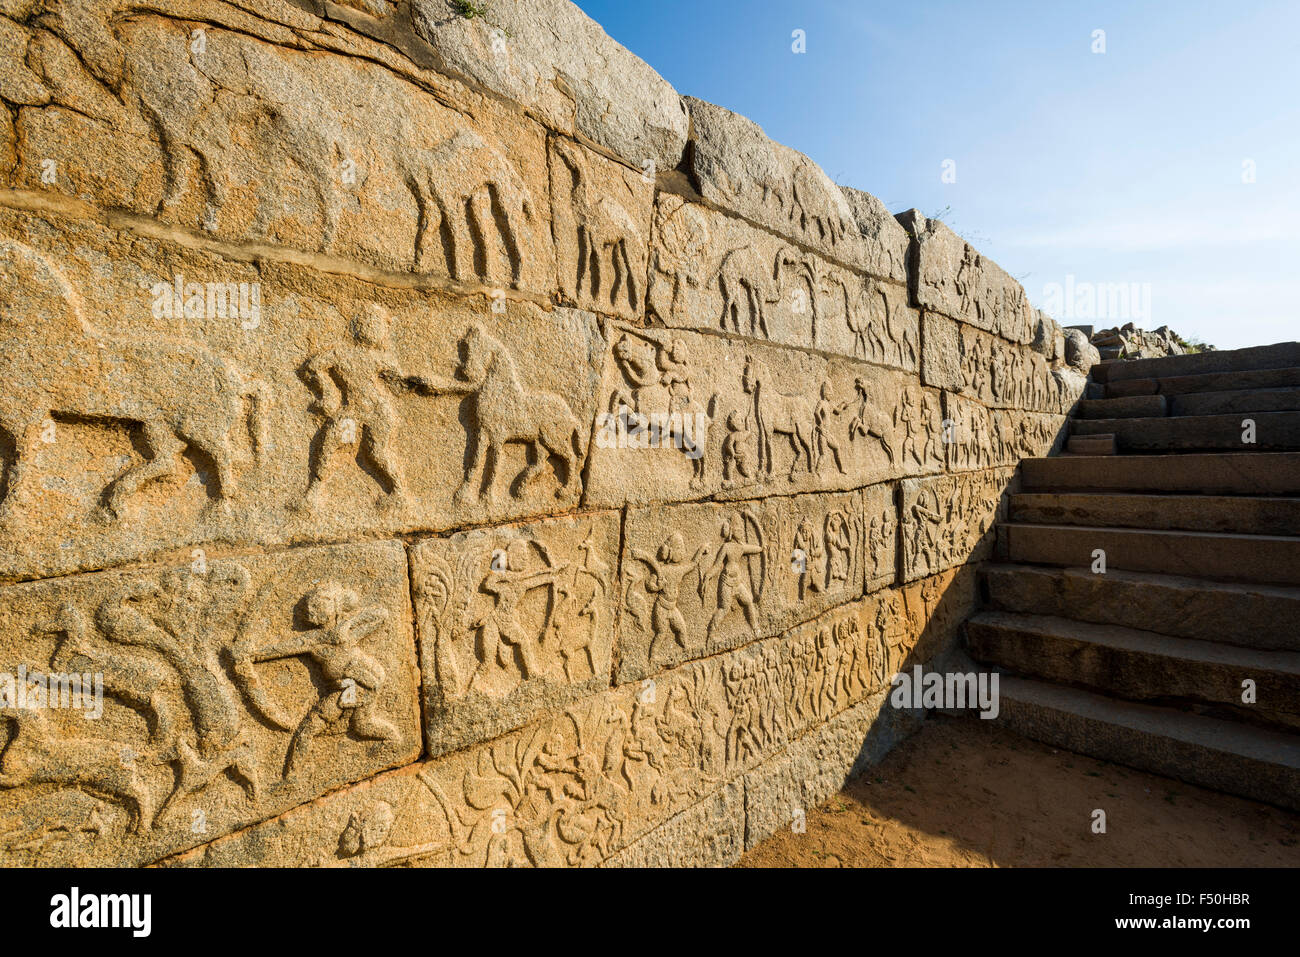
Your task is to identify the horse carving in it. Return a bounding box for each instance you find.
[453,324,585,504]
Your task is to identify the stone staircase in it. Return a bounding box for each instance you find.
[965,341,1300,810]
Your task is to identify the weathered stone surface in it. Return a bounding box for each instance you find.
[410,0,689,171]
[900,470,1011,581]
[0,540,421,866]
[411,511,619,757]
[943,392,1066,471]
[8,8,560,296]
[0,217,605,582]
[742,688,892,849]
[585,325,946,508]
[165,596,891,867]
[956,324,1080,413]
[648,193,918,367]
[1064,327,1101,373]
[862,482,898,593]
[0,0,1130,868]
[967,611,1300,723]
[839,186,911,284]
[984,564,1300,652]
[899,210,1034,344]
[601,780,745,867]
[617,491,866,680]
[920,313,963,392]
[549,136,653,320]
[684,97,889,274]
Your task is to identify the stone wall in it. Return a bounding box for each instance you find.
[0,0,1085,866]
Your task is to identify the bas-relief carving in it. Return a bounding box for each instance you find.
[617,491,865,680]
[12,15,556,292]
[411,512,619,757]
[549,137,652,320]
[165,597,898,868]
[900,470,1012,581]
[648,195,918,368]
[587,326,945,508]
[862,482,898,592]
[956,325,1075,414]
[905,212,1035,345]
[942,392,1066,472]
[0,224,605,581]
[0,542,419,866]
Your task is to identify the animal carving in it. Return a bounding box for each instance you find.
[453,324,585,505]
[0,241,268,524]
[552,138,643,312]
[743,355,818,480]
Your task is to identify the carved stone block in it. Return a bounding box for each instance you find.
[410,0,689,172]
[741,687,894,850]
[549,137,653,320]
[10,12,557,296]
[862,482,899,593]
[600,780,745,868]
[411,511,619,757]
[585,325,945,508]
[165,596,885,867]
[901,211,1035,345]
[942,393,1066,471]
[900,470,1013,581]
[920,312,963,391]
[0,540,420,866]
[0,218,605,581]
[685,97,898,276]
[648,194,918,368]
[617,491,866,681]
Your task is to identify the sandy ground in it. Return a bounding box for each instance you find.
[740,716,1300,867]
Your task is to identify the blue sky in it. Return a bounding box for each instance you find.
[573,0,1298,350]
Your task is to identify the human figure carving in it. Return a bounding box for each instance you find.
[469,547,567,689]
[299,304,440,511]
[239,582,399,777]
[627,532,701,664]
[704,514,765,641]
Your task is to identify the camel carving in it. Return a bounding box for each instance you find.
[0,241,268,524]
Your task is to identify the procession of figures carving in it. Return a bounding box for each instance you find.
[320,606,884,867]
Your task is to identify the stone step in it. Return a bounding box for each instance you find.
[1170,387,1300,417]
[995,676,1300,810]
[1092,341,1300,384]
[1008,491,1300,535]
[1071,410,1300,452]
[1065,433,1115,455]
[967,611,1300,720]
[982,563,1300,652]
[1019,452,1300,495]
[1105,365,1300,398]
[1075,395,1167,419]
[1001,522,1300,586]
